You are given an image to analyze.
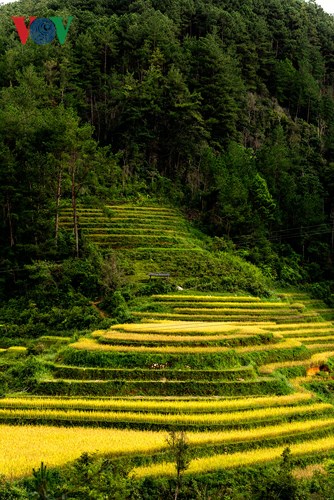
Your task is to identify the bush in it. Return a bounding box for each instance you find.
[51,365,255,381]
[6,358,49,393]
[55,453,136,499]
[308,281,334,307]
[34,378,291,398]
[251,448,305,499]
[100,291,132,322]
[0,476,28,499]
[137,280,175,296]
[0,373,9,397]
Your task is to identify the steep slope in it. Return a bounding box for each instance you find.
[1,205,334,480]
[59,203,269,293]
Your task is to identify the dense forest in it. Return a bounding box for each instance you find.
[1,0,334,307]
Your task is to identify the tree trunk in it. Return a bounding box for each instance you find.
[306,96,311,123]
[55,168,62,247]
[71,156,79,258]
[174,482,179,500]
[5,196,14,247]
[90,89,94,125]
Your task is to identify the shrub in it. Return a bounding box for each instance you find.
[308,282,334,307]
[0,475,28,499]
[137,280,175,297]
[6,359,49,393]
[0,373,8,397]
[251,447,305,500]
[100,291,132,323]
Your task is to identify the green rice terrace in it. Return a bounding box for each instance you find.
[58,204,268,292]
[59,205,203,250]
[2,205,334,482]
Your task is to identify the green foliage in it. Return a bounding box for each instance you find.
[251,447,305,499]
[100,291,132,322]
[137,280,175,297]
[0,475,28,500]
[51,364,256,381]
[251,173,277,221]
[275,366,307,378]
[0,0,333,292]
[166,430,190,500]
[5,358,48,393]
[60,343,309,370]
[57,452,136,499]
[97,333,274,348]
[124,247,270,296]
[31,463,50,500]
[308,281,334,307]
[0,373,8,397]
[33,377,291,398]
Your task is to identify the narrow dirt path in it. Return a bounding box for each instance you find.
[90,301,108,318]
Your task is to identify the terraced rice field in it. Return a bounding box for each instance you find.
[131,435,334,478]
[0,392,312,412]
[0,401,330,427]
[58,206,201,250]
[0,346,27,356]
[4,416,334,479]
[132,295,317,322]
[4,207,334,479]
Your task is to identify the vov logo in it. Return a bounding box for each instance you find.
[12,16,73,45]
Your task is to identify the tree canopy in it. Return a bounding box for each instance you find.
[1,0,334,285]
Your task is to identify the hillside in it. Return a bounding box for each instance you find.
[58,203,269,293]
[1,0,334,497]
[1,0,334,288]
[2,285,334,492]
[1,204,334,498]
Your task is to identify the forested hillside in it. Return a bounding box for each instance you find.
[1,0,334,301]
[4,1,334,496]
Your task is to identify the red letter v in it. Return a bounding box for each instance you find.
[12,17,37,45]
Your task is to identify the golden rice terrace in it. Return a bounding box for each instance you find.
[2,205,334,479]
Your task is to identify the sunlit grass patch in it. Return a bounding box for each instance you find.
[131,435,334,477]
[270,323,332,331]
[173,307,299,315]
[280,329,334,338]
[3,416,334,479]
[259,360,311,374]
[0,402,329,426]
[93,332,267,343]
[159,302,290,309]
[110,322,270,335]
[152,295,262,302]
[0,392,312,413]
[0,425,165,479]
[70,337,301,353]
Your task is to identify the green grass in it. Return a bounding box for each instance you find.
[152,295,262,302]
[172,307,301,315]
[60,342,310,369]
[33,377,292,398]
[95,332,275,348]
[59,204,270,294]
[81,228,183,235]
[132,312,317,322]
[154,301,290,309]
[50,364,257,381]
